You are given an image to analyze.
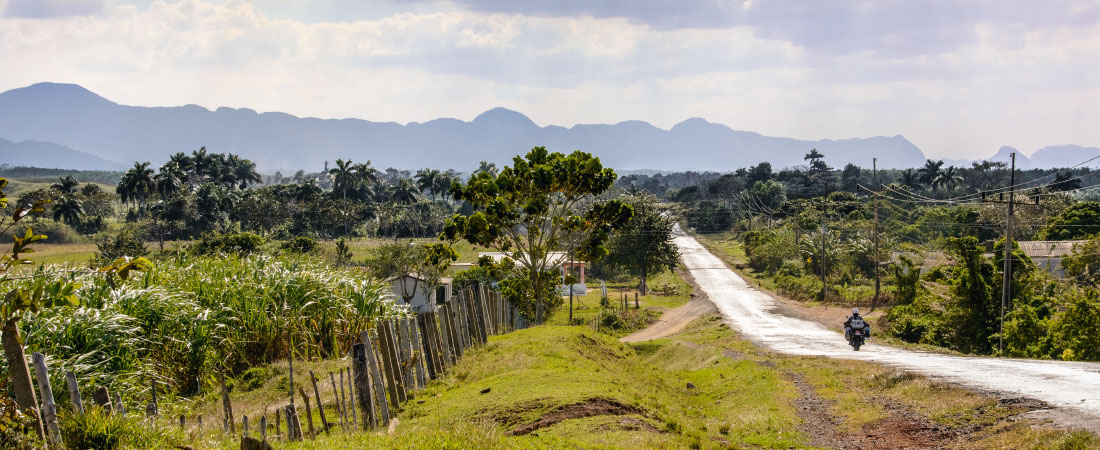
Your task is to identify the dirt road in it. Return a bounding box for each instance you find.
[675,231,1100,430]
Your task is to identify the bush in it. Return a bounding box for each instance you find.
[91,229,148,266]
[59,408,183,450]
[191,231,266,255]
[280,236,319,253]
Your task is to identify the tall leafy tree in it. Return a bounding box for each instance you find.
[605,194,679,295]
[435,147,633,323]
[473,160,498,178]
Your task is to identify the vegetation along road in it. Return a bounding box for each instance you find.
[676,228,1100,431]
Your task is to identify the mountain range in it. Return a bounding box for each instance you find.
[0,82,1097,172]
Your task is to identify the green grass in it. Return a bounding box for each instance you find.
[210,322,806,450]
[546,270,693,337]
[83,314,1096,450]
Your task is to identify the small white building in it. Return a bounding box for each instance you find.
[1016,240,1087,276]
[386,273,453,313]
[479,251,587,295]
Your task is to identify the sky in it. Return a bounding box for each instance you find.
[1,0,1099,160]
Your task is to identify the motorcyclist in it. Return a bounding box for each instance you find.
[843,308,870,341]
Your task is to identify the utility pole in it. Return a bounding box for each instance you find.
[1000,152,1016,354]
[979,153,1037,354]
[820,199,828,302]
[872,158,880,311]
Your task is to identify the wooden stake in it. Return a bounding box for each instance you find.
[408,318,427,388]
[329,371,346,432]
[297,386,315,437]
[92,386,112,413]
[219,371,235,433]
[147,378,158,417]
[345,367,358,428]
[309,371,330,434]
[31,353,63,447]
[360,331,390,426]
[352,343,377,430]
[259,415,267,441]
[112,392,126,415]
[64,371,84,414]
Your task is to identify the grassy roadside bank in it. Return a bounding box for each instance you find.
[142,315,1095,450]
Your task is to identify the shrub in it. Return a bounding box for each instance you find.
[91,229,148,266]
[191,231,266,255]
[280,236,319,253]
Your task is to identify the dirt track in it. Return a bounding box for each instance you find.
[673,229,1100,431]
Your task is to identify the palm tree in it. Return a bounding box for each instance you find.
[917,160,944,190]
[416,169,441,200]
[191,147,211,179]
[229,154,262,189]
[51,175,79,194]
[473,160,498,178]
[169,152,195,173]
[52,196,84,225]
[118,161,155,207]
[389,178,420,205]
[933,166,964,192]
[900,168,919,188]
[329,159,358,200]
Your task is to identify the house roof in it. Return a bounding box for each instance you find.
[385,272,453,283]
[479,252,579,267]
[1016,240,1087,258]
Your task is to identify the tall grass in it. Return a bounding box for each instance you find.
[6,253,403,400]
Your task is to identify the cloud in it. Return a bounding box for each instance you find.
[0,0,1097,160]
[3,0,106,18]
[449,0,1100,58]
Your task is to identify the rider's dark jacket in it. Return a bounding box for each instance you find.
[843,314,869,336]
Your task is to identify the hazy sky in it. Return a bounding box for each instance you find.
[2,0,1098,160]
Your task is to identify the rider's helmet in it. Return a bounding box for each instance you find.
[852,308,860,316]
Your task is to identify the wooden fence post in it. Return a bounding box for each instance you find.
[92,386,112,414]
[396,319,415,390]
[435,310,455,368]
[382,321,408,404]
[242,414,249,437]
[360,331,390,426]
[179,414,185,430]
[416,315,437,379]
[374,326,402,410]
[65,371,83,414]
[112,392,125,415]
[352,342,376,430]
[444,304,463,359]
[328,372,346,432]
[219,371,235,433]
[259,414,267,441]
[147,379,158,417]
[338,370,350,430]
[408,318,427,388]
[308,371,330,434]
[297,386,315,437]
[345,367,358,428]
[286,403,303,441]
[31,353,63,447]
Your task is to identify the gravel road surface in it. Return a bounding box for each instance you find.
[676,231,1100,430]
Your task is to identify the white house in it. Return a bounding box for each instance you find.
[478,252,587,295]
[386,273,453,312]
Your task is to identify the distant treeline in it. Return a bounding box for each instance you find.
[0,165,123,185]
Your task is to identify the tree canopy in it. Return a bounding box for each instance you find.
[435,147,633,323]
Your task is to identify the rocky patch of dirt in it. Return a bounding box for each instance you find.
[504,397,649,436]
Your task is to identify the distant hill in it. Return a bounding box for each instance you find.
[0,137,123,170]
[0,82,1095,172]
[0,82,929,171]
[984,145,1100,170]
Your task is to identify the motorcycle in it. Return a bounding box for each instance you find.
[848,326,866,351]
